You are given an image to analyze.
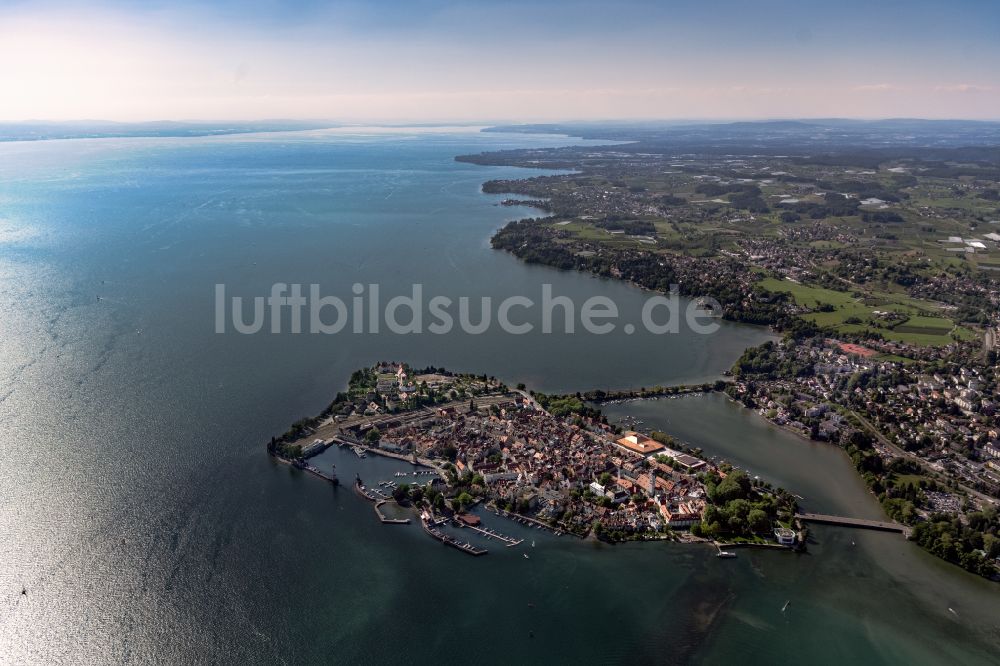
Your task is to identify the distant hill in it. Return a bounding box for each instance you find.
[481,119,1000,165]
[485,118,1000,151]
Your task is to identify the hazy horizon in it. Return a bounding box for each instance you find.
[2,0,999,123]
[4,117,1000,125]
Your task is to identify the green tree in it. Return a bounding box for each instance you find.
[454,491,474,511]
[392,483,411,503]
[748,509,770,533]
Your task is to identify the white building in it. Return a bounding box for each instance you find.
[774,527,796,546]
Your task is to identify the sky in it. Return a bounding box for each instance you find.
[1,0,998,122]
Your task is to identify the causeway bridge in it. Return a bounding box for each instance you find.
[795,513,912,538]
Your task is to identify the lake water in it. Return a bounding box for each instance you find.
[601,394,1000,664]
[0,127,994,663]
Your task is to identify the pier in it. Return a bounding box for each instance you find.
[394,470,438,478]
[356,477,411,524]
[796,513,911,537]
[332,438,447,479]
[420,516,487,556]
[354,477,381,502]
[493,508,567,537]
[456,521,523,547]
[293,460,339,486]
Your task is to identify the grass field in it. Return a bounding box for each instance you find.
[758,278,857,307]
[892,473,932,487]
[892,315,953,335]
[759,277,974,346]
[808,240,846,250]
[552,220,649,246]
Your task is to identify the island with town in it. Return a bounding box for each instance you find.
[271,362,816,557]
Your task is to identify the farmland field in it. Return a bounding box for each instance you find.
[758,277,973,346]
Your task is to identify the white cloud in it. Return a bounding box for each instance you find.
[933,83,994,93]
[852,83,903,92]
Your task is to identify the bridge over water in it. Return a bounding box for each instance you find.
[796,513,912,538]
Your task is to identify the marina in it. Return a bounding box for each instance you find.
[454,521,523,547]
[420,514,488,556]
[353,477,385,502]
[492,507,566,537]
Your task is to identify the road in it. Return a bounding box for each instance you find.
[847,408,996,506]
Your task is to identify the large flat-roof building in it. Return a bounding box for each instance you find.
[660,448,706,472]
[615,431,666,458]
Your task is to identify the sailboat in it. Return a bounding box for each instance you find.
[782,600,790,612]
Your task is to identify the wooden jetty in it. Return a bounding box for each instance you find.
[456,521,523,547]
[494,508,564,536]
[420,516,487,556]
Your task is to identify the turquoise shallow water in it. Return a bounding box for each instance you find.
[0,127,994,664]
